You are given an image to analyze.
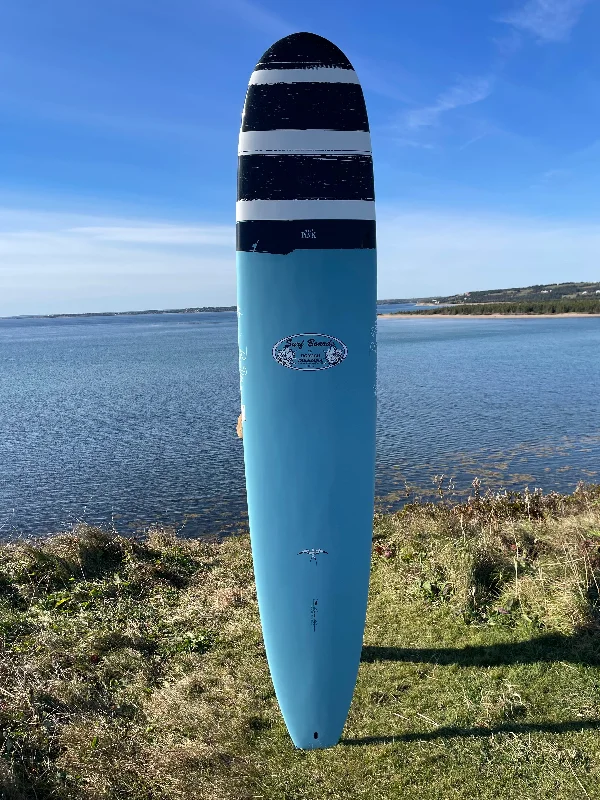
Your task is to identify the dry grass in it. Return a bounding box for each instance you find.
[1,483,600,799]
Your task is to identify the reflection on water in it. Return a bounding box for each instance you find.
[0,311,599,542]
[375,314,600,511]
[375,433,600,512]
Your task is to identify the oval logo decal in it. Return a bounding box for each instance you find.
[272,332,348,371]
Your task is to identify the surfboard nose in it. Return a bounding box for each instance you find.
[242,32,369,135]
[254,31,355,71]
[238,32,374,256]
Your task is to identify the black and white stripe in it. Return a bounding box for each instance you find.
[238,155,374,201]
[249,67,360,85]
[238,129,371,155]
[241,83,369,132]
[237,32,375,255]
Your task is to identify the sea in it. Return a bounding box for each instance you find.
[0,305,598,543]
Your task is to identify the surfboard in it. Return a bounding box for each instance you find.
[236,32,377,750]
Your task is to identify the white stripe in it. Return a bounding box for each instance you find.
[238,130,371,156]
[250,67,359,85]
[236,200,376,221]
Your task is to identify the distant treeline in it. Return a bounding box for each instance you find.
[8,307,237,320]
[418,281,600,306]
[407,298,600,315]
[377,298,415,305]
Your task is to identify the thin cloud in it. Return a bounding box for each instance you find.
[404,76,493,130]
[0,209,235,316]
[376,207,600,298]
[401,2,589,146]
[0,94,211,142]
[3,204,600,316]
[392,138,436,150]
[210,0,294,38]
[501,0,589,43]
[350,56,415,103]
[458,133,490,150]
[69,225,232,246]
[529,167,572,188]
[0,50,215,143]
[541,168,572,179]
[492,29,524,60]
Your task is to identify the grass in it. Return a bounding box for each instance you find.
[2,482,600,799]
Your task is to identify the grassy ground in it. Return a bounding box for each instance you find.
[2,482,600,799]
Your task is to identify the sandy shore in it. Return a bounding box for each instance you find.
[378,312,600,319]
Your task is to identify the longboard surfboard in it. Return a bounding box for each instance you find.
[236,31,377,750]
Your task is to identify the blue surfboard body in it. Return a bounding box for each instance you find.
[236,33,377,750]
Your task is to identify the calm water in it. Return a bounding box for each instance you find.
[1,309,599,542]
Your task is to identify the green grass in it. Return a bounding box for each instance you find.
[2,482,600,799]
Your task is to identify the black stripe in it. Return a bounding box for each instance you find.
[237,155,374,201]
[237,220,376,255]
[255,32,354,71]
[242,83,368,132]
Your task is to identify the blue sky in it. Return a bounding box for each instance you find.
[1,0,600,315]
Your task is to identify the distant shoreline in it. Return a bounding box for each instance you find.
[6,308,599,322]
[0,307,237,321]
[378,312,600,319]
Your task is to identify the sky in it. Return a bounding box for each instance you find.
[1,0,600,315]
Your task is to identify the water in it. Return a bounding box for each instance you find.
[0,309,598,542]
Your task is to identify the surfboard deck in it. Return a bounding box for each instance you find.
[236,32,377,750]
